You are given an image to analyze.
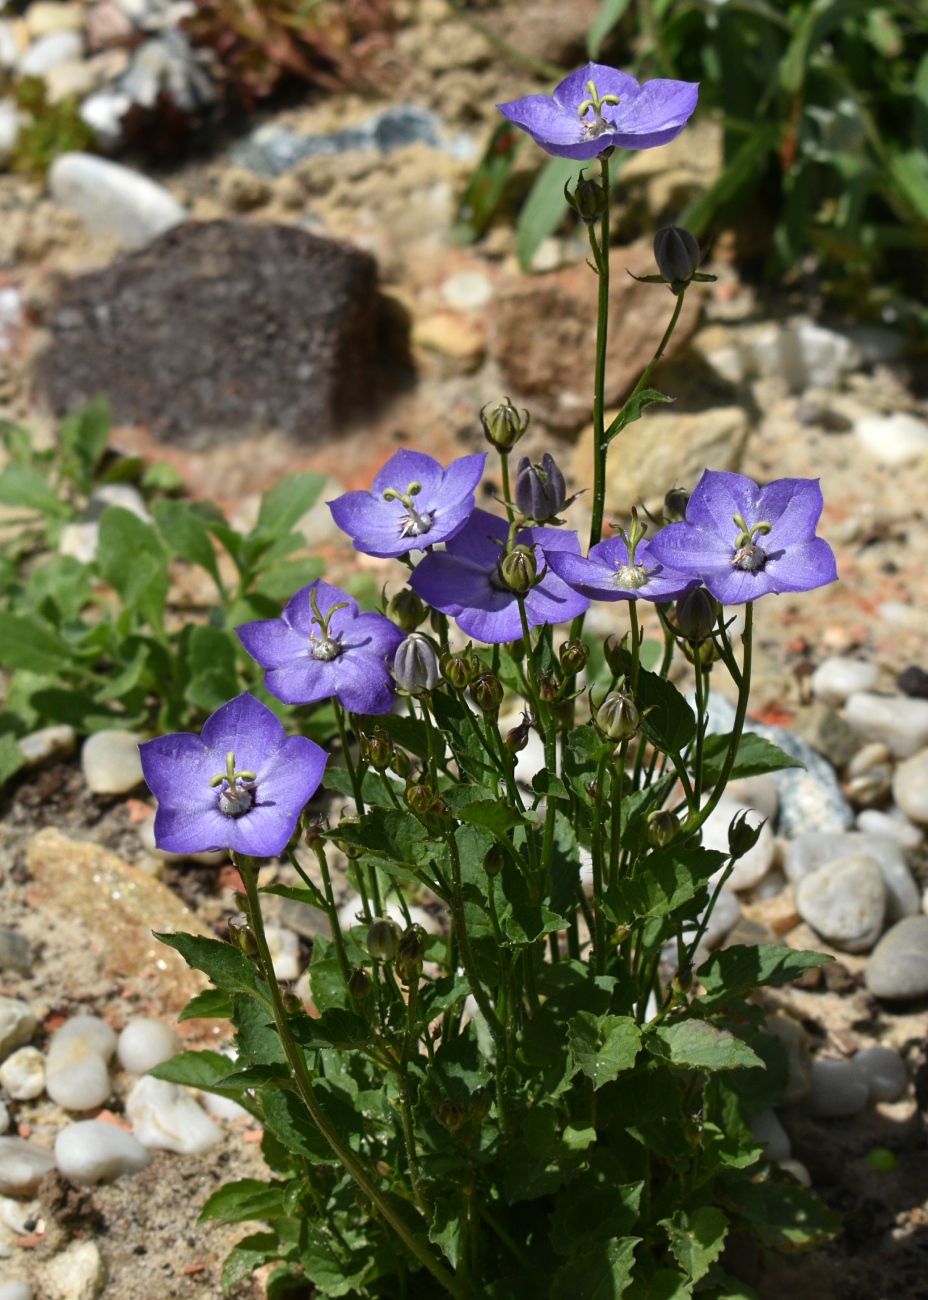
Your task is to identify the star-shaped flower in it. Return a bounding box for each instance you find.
[139,692,326,857]
[409,508,589,644]
[236,579,404,714]
[546,534,699,603]
[647,470,838,605]
[328,448,486,559]
[498,61,699,161]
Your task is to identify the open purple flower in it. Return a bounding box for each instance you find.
[498,61,699,161]
[409,508,589,644]
[546,534,699,603]
[139,692,326,857]
[647,470,838,606]
[237,579,404,714]
[328,448,486,559]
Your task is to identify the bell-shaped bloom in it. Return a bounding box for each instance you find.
[328,448,486,559]
[546,534,698,603]
[237,579,404,714]
[409,508,589,644]
[498,62,699,162]
[647,470,838,606]
[139,692,326,858]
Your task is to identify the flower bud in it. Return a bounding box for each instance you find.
[303,815,326,848]
[603,634,630,677]
[663,486,690,523]
[559,638,590,676]
[469,1087,492,1121]
[470,671,504,713]
[348,967,373,1001]
[595,689,639,742]
[435,1099,468,1133]
[387,587,427,633]
[483,843,505,877]
[614,924,632,943]
[498,545,537,595]
[405,782,436,817]
[394,633,439,696]
[647,808,680,847]
[366,917,401,963]
[539,670,557,704]
[654,226,702,289]
[506,638,525,662]
[681,637,718,667]
[233,890,249,913]
[481,398,529,452]
[228,916,258,957]
[361,726,394,772]
[505,713,531,754]
[396,925,427,979]
[390,747,411,778]
[514,453,567,523]
[566,172,607,224]
[672,965,693,995]
[728,809,765,860]
[441,647,478,689]
[674,587,717,643]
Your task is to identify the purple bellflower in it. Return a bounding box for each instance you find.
[139,692,326,858]
[237,579,404,714]
[409,508,589,644]
[498,61,699,162]
[328,448,486,559]
[647,470,838,606]
[546,533,699,603]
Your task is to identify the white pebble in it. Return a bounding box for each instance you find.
[116,1020,180,1075]
[749,1108,791,1162]
[778,1158,811,1187]
[80,729,144,795]
[702,797,775,891]
[55,1120,151,1184]
[0,1106,9,1135]
[853,1046,908,1102]
[265,925,301,982]
[844,692,928,760]
[810,656,879,706]
[726,774,779,822]
[806,1056,869,1117]
[698,886,741,948]
[0,1001,37,1064]
[0,1281,32,1300]
[203,1091,250,1121]
[17,725,75,769]
[856,809,924,850]
[855,412,928,467]
[46,1018,115,1112]
[0,1138,55,1195]
[17,29,82,76]
[126,1076,221,1154]
[847,742,891,777]
[440,271,494,311]
[0,1049,44,1101]
[42,1240,106,1300]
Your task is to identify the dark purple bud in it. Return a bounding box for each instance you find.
[348,967,373,1001]
[303,815,327,848]
[470,672,504,713]
[436,1099,468,1132]
[728,809,765,859]
[505,713,531,754]
[514,452,567,523]
[559,638,590,675]
[674,587,717,642]
[483,843,505,877]
[387,587,427,633]
[366,917,401,962]
[653,226,702,287]
[595,689,639,742]
[396,925,427,980]
[663,485,690,523]
[538,670,557,704]
[498,545,537,594]
[361,726,394,772]
[481,398,530,452]
[394,633,439,696]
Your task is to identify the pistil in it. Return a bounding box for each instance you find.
[210,750,257,817]
[383,480,434,539]
[730,512,772,572]
[577,79,621,141]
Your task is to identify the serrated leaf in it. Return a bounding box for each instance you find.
[222,1232,281,1292]
[635,668,696,755]
[256,472,326,537]
[701,732,803,784]
[200,1179,286,1226]
[719,1174,840,1249]
[149,1049,237,1089]
[532,769,569,799]
[152,498,223,590]
[458,798,526,835]
[292,1007,370,1049]
[499,858,565,944]
[696,945,829,1002]
[262,1088,339,1165]
[569,1012,641,1089]
[178,988,234,1022]
[429,1197,464,1268]
[155,931,260,996]
[660,1207,728,1283]
[550,1181,643,1256]
[649,1019,764,1072]
[550,1237,640,1300]
[333,806,434,868]
[619,846,725,920]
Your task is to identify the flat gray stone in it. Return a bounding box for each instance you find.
[844,691,928,759]
[784,831,919,921]
[795,853,886,952]
[866,915,928,1000]
[806,1057,869,1118]
[810,656,879,706]
[48,152,185,251]
[0,927,32,976]
[790,701,859,769]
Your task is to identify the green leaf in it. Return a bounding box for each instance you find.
[0,465,69,516]
[185,624,240,713]
[430,1197,464,1268]
[292,1007,370,1049]
[606,390,674,443]
[587,0,631,57]
[199,1179,286,1227]
[649,1019,764,1072]
[635,668,696,755]
[333,807,435,870]
[0,611,77,674]
[551,1237,640,1300]
[569,1012,641,1089]
[178,988,234,1022]
[619,846,725,920]
[261,1088,339,1165]
[681,125,780,239]
[222,1232,281,1292]
[458,798,526,836]
[889,148,928,221]
[453,119,524,241]
[256,472,326,538]
[701,732,803,784]
[142,460,186,494]
[254,556,325,601]
[550,1181,643,1256]
[152,498,223,590]
[719,1174,840,1249]
[696,945,829,1003]
[96,507,168,617]
[532,769,569,800]
[0,733,24,787]
[517,155,586,271]
[149,1049,237,1089]
[660,1207,728,1284]
[155,931,260,995]
[915,51,928,153]
[59,396,111,486]
[499,858,565,944]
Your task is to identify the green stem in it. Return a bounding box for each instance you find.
[399,976,428,1219]
[590,750,610,975]
[500,450,515,524]
[589,151,612,550]
[310,843,351,988]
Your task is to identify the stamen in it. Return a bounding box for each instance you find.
[730,513,772,569]
[383,480,433,539]
[308,588,347,659]
[210,750,257,817]
[577,79,621,140]
[613,563,649,590]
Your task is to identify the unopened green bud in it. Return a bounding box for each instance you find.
[469,1087,492,1121]
[498,545,537,595]
[366,917,401,962]
[470,671,504,713]
[436,1099,468,1132]
[672,965,693,995]
[674,587,716,643]
[483,843,505,877]
[681,637,717,667]
[538,670,557,704]
[663,486,690,523]
[728,809,765,860]
[654,226,703,291]
[303,816,326,847]
[480,398,529,452]
[647,808,680,847]
[361,726,394,772]
[614,924,632,943]
[348,967,373,1001]
[396,924,427,979]
[390,747,411,779]
[387,587,427,633]
[559,638,590,676]
[441,647,477,689]
[595,689,639,742]
[566,171,607,224]
[603,634,629,677]
[233,890,249,913]
[228,916,258,957]
[405,782,436,817]
[506,638,525,662]
[505,712,531,754]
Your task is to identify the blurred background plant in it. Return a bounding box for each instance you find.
[0,399,352,786]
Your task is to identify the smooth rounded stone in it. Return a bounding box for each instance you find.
[126,1076,221,1154]
[25,2,85,36]
[47,152,185,251]
[893,749,928,825]
[17,29,82,75]
[55,1120,152,1184]
[265,925,300,982]
[795,854,886,952]
[847,742,891,778]
[754,868,788,900]
[0,1104,9,1135]
[116,1019,179,1075]
[866,915,928,1000]
[855,412,928,467]
[778,1158,811,1188]
[204,1091,250,1122]
[42,1240,106,1300]
[857,808,923,850]
[88,483,153,524]
[57,521,99,565]
[0,930,31,978]
[899,666,928,699]
[441,271,494,311]
[17,725,75,770]
[785,831,919,921]
[699,887,741,948]
[701,798,775,891]
[78,89,132,148]
[46,1018,116,1111]
[0,1001,37,1063]
[0,100,21,166]
[806,1056,869,1118]
[726,774,778,823]
[0,1138,55,1195]
[853,1046,908,1102]
[0,1282,32,1300]
[810,656,880,707]
[845,763,893,808]
[791,701,859,770]
[80,729,144,795]
[749,1108,791,1162]
[844,691,928,760]
[0,1049,44,1101]
[50,1016,116,1062]
[766,1014,812,1103]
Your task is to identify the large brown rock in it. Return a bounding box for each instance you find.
[489,240,702,432]
[36,220,410,442]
